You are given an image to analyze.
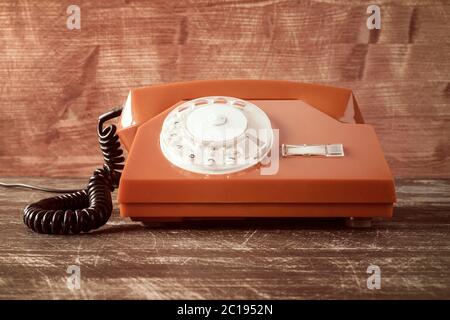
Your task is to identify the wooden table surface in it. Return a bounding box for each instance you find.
[0,177,449,299]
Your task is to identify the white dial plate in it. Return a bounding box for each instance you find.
[159,96,273,175]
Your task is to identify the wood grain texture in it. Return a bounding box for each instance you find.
[0,177,449,299]
[0,0,449,177]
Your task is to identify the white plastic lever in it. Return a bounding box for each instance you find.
[281,144,344,157]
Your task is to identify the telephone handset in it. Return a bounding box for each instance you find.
[22,80,396,234]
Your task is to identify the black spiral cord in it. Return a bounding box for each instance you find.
[22,108,124,235]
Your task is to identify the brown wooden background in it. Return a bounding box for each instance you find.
[0,0,449,178]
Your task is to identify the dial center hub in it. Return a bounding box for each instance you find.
[186,104,247,143]
[210,113,227,126]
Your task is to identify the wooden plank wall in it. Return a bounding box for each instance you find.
[0,0,448,178]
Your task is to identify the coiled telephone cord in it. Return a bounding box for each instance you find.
[19,108,124,234]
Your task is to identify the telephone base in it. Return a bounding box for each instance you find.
[117,80,396,223]
[121,203,393,221]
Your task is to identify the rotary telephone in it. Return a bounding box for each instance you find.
[16,80,395,234]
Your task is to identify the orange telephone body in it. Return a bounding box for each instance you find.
[116,80,395,223]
